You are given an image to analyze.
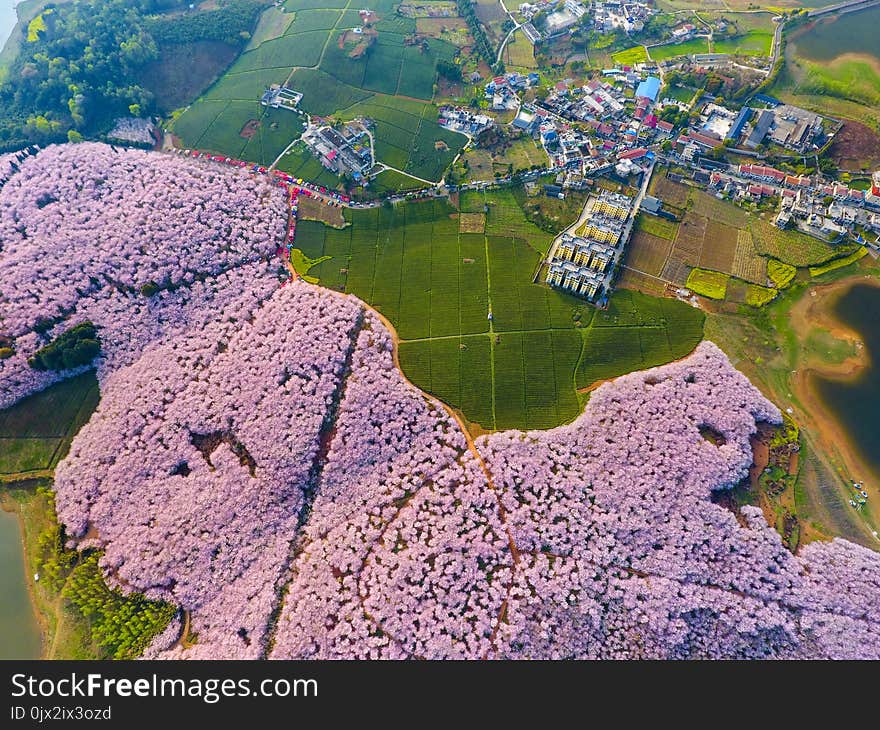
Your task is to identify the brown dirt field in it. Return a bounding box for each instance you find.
[436,76,464,99]
[731,228,768,284]
[624,230,673,277]
[340,28,377,55]
[239,119,260,139]
[618,267,667,295]
[297,197,347,228]
[699,219,738,273]
[725,278,750,304]
[650,173,690,208]
[459,212,486,233]
[670,213,707,265]
[828,120,880,172]
[660,256,691,286]
[416,17,468,34]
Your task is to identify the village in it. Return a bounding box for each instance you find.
[301,121,375,183]
[461,60,880,302]
[239,47,880,307]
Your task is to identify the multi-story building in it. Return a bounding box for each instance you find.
[592,191,631,219]
[546,260,603,299]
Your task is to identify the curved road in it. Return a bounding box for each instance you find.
[496,0,523,66]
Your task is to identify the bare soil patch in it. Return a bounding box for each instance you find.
[660,256,692,286]
[459,212,485,233]
[624,230,673,277]
[699,220,738,273]
[670,213,707,265]
[297,196,347,228]
[618,267,667,296]
[239,119,261,139]
[828,120,880,172]
[650,173,690,208]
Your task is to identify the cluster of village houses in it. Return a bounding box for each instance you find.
[260,85,303,111]
[677,98,825,158]
[495,70,670,179]
[698,163,880,243]
[438,107,495,136]
[517,0,655,42]
[591,0,655,34]
[545,190,635,301]
[485,72,541,111]
[302,122,374,182]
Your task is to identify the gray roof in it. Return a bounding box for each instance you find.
[746,109,773,147]
[641,195,661,213]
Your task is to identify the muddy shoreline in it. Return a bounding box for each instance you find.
[788,274,880,532]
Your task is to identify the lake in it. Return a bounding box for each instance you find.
[791,6,880,62]
[813,283,880,484]
[0,507,42,659]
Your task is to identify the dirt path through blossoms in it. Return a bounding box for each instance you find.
[286,233,522,655]
[351,305,522,658]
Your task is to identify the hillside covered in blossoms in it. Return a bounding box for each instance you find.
[0,143,286,409]
[1,144,879,660]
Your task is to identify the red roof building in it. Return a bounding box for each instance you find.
[618,148,648,160]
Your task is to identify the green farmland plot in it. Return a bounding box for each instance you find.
[713,30,773,57]
[171,1,466,182]
[300,193,705,431]
[650,38,710,62]
[0,371,99,475]
[284,0,349,9]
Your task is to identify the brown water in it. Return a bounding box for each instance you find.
[813,283,880,482]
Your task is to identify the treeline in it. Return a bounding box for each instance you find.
[437,59,462,82]
[0,0,267,150]
[456,0,500,71]
[144,0,266,45]
[28,322,100,371]
[34,488,178,660]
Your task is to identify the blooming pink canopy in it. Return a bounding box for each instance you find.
[2,144,878,659]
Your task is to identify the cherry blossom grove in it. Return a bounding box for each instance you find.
[50,280,880,659]
[55,285,363,658]
[0,142,286,408]
[2,144,878,659]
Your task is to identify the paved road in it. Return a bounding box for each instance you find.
[768,15,784,70]
[808,0,880,17]
[495,0,522,66]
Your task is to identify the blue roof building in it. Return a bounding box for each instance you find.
[727,107,752,141]
[635,76,661,102]
[752,93,781,107]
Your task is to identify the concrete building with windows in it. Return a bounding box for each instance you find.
[592,191,631,219]
[546,260,603,299]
